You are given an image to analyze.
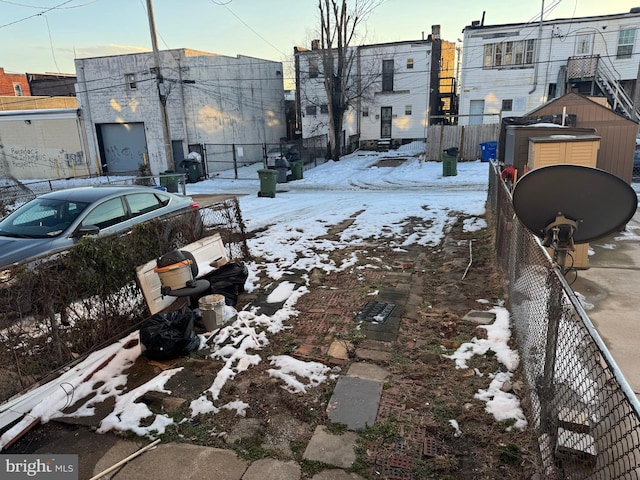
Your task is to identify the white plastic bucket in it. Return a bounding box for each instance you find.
[199,294,226,330]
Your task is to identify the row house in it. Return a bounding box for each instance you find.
[0,67,31,97]
[459,8,640,125]
[294,26,456,152]
[75,49,287,175]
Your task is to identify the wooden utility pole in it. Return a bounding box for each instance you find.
[146,0,174,170]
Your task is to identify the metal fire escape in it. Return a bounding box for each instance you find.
[565,55,640,122]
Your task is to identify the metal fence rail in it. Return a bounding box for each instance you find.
[488,163,640,479]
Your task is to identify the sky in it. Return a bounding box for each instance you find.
[1,0,639,88]
[0,145,529,448]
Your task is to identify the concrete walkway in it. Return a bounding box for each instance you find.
[572,209,640,397]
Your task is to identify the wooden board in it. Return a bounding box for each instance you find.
[135,234,228,315]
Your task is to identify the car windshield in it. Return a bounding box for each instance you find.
[0,198,89,238]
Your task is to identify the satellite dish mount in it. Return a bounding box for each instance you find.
[542,213,579,271]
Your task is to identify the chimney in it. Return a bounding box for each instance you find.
[311,39,320,50]
[431,25,441,39]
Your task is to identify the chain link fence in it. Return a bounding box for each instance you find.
[0,198,249,403]
[488,162,640,479]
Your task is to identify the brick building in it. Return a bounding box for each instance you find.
[0,67,31,97]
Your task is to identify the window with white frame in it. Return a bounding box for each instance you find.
[405,105,412,115]
[407,58,414,69]
[483,39,535,68]
[13,83,23,96]
[575,34,593,56]
[617,28,636,59]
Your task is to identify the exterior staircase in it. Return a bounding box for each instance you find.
[566,55,640,122]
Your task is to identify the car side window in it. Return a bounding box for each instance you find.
[81,197,127,230]
[126,193,163,217]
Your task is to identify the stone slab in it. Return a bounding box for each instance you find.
[326,376,383,430]
[242,458,301,480]
[302,425,358,469]
[346,362,389,383]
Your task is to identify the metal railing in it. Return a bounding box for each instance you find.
[488,162,640,479]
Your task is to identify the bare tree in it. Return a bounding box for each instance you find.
[317,0,383,160]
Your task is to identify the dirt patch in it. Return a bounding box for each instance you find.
[4,215,541,478]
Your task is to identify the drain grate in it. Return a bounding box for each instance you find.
[354,301,396,324]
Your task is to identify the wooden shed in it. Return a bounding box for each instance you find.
[525,92,638,183]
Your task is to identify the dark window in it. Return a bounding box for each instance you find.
[382,60,394,92]
[501,99,513,111]
[13,83,23,96]
[320,104,328,114]
[125,73,137,90]
[81,198,127,230]
[362,107,369,117]
[126,193,163,217]
[407,58,414,69]
[309,58,319,78]
[305,105,317,115]
[405,105,412,115]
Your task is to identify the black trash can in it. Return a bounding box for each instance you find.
[180,159,204,183]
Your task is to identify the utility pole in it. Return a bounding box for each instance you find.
[146,0,174,170]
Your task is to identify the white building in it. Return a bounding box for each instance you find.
[294,26,456,151]
[75,49,287,175]
[459,8,640,125]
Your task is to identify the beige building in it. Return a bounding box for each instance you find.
[0,108,91,180]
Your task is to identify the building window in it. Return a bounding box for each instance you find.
[125,73,137,90]
[405,105,412,115]
[483,39,536,68]
[320,104,328,114]
[575,34,593,56]
[382,59,394,92]
[617,28,636,59]
[309,57,319,78]
[501,99,513,111]
[305,105,317,116]
[407,58,414,69]
[13,83,23,96]
[362,106,369,117]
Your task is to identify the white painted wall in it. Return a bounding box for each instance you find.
[459,11,640,125]
[75,49,286,175]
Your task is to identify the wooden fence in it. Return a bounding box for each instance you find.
[424,124,500,161]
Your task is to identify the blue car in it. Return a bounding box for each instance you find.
[0,185,201,276]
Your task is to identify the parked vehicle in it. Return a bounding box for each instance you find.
[0,185,201,276]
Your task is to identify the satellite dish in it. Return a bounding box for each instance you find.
[512,164,637,269]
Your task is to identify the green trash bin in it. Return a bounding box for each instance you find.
[290,160,303,180]
[258,169,278,197]
[442,148,458,177]
[160,170,180,192]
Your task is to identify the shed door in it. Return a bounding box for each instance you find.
[98,123,148,173]
[380,107,392,138]
[469,100,485,125]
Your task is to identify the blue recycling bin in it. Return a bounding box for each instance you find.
[480,141,497,162]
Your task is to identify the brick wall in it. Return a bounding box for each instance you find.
[0,67,31,96]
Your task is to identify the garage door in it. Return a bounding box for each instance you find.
[98,123,148,173]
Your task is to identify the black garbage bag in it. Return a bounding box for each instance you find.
[201,262,249,307]
[140,307,200,360]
